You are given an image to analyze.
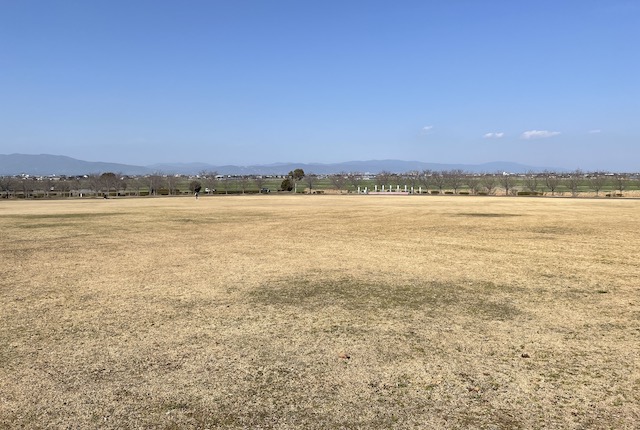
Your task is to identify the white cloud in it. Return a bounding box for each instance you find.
[521,130,561,140]
[422,125,433,133]
[588,129,602,134]
[483,132,504,139]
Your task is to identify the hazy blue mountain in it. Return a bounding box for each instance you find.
[1,154,564,176]
[0,154,151,176]
[152,160,564,175]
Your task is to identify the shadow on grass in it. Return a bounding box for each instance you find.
[250,276,521,321]
[456,213,522,218]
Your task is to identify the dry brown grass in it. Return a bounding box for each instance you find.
[1,195,639,429]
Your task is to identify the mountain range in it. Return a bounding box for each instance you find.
[0,154,564,176]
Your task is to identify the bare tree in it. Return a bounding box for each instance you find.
[420,170,433,193]
[543,171,560,195]
[127,177,143,196]
[375,171,391,190]
[0,177,15,198]
[589,175,607,196]
[202,171,218,194]
[219,177,231,194]
[19,178,34,198]
[100,172,121,197]
[57,180,72,198]
[405,170,421,193]
[499,173,516,196]
[347,173,362,192]
[330,173,347,193]
[165,175,180,195]
[71,177,84,197]
[238,176,251,194]
[86,174,101,196]
[32,178,46,198]
[147,173,164,196]
[466,176,482,195]
[480,176,496,195]
[253,176,265,192]
[613,174,628,195]
[524,170,539,193]
[564,170,583,197]
[445,169,465,194]
[41,178,52,198]
[432,171,447,193]
[304,173,318,193]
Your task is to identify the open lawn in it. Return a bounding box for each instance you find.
[1,195,639,429]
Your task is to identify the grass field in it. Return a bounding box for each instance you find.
[1,195,639,429]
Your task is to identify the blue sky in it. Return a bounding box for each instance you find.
[1,0,638,171]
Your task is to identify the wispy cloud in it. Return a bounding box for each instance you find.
[421,125,434,133]
[588,129,602,134]
[483,132,504,139]
[521,130,561,140]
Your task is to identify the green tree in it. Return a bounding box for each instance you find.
[289,169,305,181]
[287,169,305,193]
[189,180,202,194]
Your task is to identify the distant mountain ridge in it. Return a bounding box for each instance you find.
[148,160,563,175]
[0,154,563,176]
[0,154,153,176]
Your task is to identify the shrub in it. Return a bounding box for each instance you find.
[431,190,440,194]
[281,178,293,191]
[517,191,543,196]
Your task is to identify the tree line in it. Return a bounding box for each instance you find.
[1,169,638,199]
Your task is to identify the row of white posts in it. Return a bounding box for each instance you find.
[356,185,424,194]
